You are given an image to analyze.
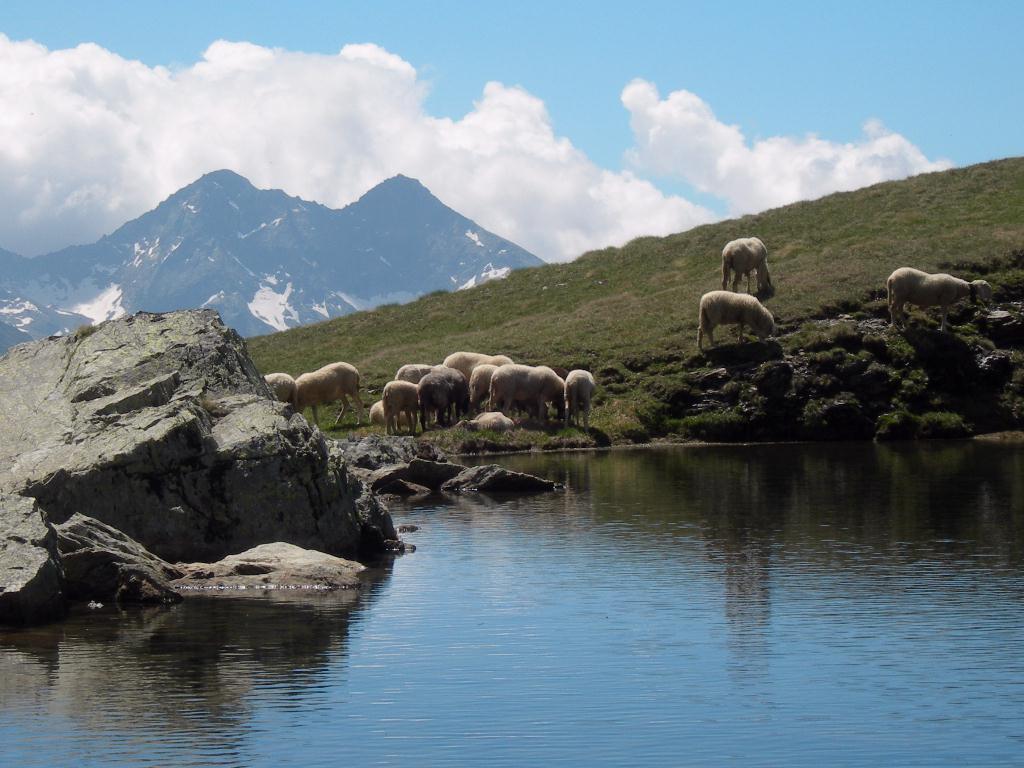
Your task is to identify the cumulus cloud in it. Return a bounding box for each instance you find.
[622,79,952,215]
[0,36,711,260]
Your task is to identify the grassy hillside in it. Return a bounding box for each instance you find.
[248,157,1024,445]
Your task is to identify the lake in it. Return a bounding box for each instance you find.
[2,441,1023,766]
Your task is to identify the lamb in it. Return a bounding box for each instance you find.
[395,363,437,384]
[489,364,565,423]
[456,411,516,432]
[369,400,386,427]
[886,267,994,332]
[442,352,514,383]
[698,291,776,350]
[292,361,366,427]
[564,370,597,429]
[469,364,499,412]
[382,380,419,435]
[264,372,296,403]
[722,237,772,295]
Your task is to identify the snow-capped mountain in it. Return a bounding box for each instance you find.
[0,170,542,348]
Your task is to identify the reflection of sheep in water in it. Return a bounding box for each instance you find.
[722,237,772,295]
[886,267,994,332]
[293,362,366,427]
[564,370,596,429]
[698,291,775,351]
[264,372,296,403]
[443,352,514,383]
[383,380,419,435]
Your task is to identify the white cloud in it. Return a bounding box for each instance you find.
[0,36,710,260]
[622,79,952,215]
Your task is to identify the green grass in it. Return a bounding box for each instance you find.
[248,157,1024,442]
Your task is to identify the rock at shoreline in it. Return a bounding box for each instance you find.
[441,465,558,494]
[0,494,66,625]
[173,542,365,593]
[0,310,395,565]
[55,514,183,604]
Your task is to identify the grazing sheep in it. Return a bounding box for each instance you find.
[369,400,386,427]
[395,363,437,384]
[443,352,514,383]
[382,380,419,435]
[469,364,499,413]
[886,267,994,332]
[564,370,597,429]
[264,372,296,404]
[457,411,516,432]
[418,368,470,430]
[489,364,566,423]
[722,237,772,295]
[698,291,776,350]
[292,361,366,427]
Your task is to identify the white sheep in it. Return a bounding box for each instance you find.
[458,411,516,432]
[382,380,419,435]
[264,372,296,403]
[395,363,437,384]
[564,370,596,429]
[489,364,565,422]
[722,237,772,294]
[369,400,386,427]
[469,363,499,412]
[292,361,366,427]
[698,290,776,350]
[886,267,994,332]
[443,352,514,383]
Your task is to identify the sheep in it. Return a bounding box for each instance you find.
[443,352,514,383]
[489,364,565,423]
[886,267,994,332]
[418,368,470,430]
[292,361,366,427]
[698,291,776,350]
[369,400,386,427]
[564,370,597,429]
[456,411,516,432]
[395,363,437,384]
[469,364,499,413]
[722,237,772,295]
[264,372,296,404]
[382,380,419,435]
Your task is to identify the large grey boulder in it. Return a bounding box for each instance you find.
[0,310,395,564]
[0,494,66,625]
[55,514,183,604]
[441,465,558,494]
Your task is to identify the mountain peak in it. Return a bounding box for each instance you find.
[188,169,257,193]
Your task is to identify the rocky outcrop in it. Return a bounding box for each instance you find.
[55,514,183,604]
[0,310,396,567]
[0,494,66,625]
[173,542,365,592]
[441,465,558,494]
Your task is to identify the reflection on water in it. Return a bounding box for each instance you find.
[3,442,1023,766]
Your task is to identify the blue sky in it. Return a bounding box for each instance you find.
[1,1,1021,259]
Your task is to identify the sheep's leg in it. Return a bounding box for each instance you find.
[736,322,744,342]
[353,394,366,425]
[940,305,949,332]
[583,405,590,430]
[732,274,741,292]
[746,272,752,294]
[333,398,349,427]
[311,404,320,427]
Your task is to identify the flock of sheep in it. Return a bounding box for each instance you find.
[264,236,996,434]
[698,236,995,349]
[264,352,597,436]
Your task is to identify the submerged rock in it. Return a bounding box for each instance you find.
[441,465,558,494]
[173,542,365,593]
[0,494,66,625]
[0,310,395,565]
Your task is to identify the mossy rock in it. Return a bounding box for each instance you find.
[801,394,874,440]
[918,411,970,438]
[681,410,751,441]
[875,410,921,440]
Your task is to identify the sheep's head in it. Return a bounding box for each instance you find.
[971,280,994,304]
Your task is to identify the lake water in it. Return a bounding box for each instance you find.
[2,442,1023,766]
